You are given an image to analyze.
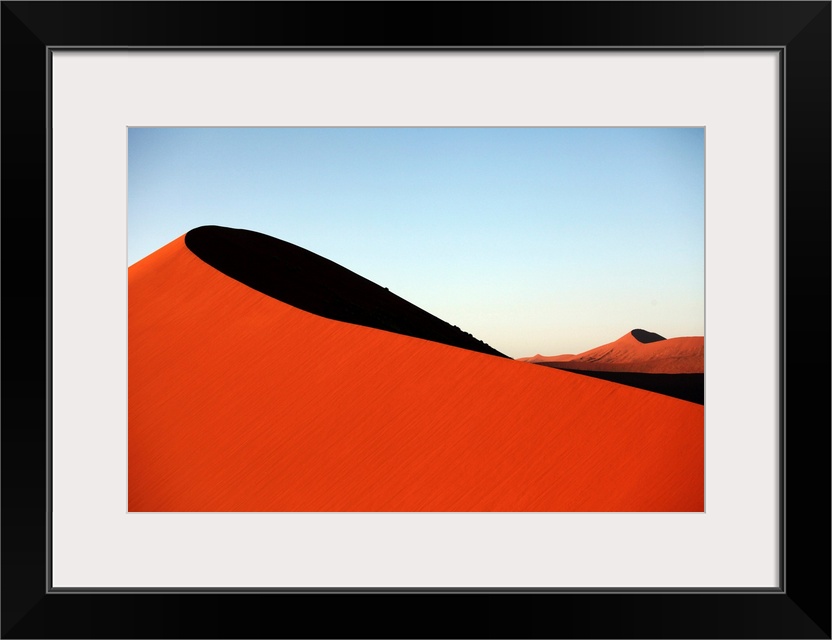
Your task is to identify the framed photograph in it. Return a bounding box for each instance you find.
[2,2,829,638]
[126,125,706,515]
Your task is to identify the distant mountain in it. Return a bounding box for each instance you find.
[520,329,704,374]
[128,232,703,512]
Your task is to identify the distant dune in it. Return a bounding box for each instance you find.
[129,232,703,512]
[519,330,704,404]
[521,329,704,374]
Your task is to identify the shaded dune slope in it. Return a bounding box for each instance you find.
[129,235,703,512]
[537,367,704,405]
[185,225,506,358]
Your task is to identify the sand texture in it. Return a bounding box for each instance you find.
[129,236,703,512]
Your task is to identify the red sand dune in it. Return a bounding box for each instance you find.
[521,331,704,374]
[129,236,703,512]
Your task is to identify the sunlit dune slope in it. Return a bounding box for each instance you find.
[521,330,704,374]
[129,237,703,512]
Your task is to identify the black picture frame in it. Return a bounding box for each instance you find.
[2,2,829,638]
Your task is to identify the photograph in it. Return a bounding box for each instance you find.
[128,126,705,512]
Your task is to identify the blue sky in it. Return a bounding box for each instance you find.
[128,127,704,358]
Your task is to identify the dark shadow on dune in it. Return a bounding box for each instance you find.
[630,328,666,344]
[185,225,508,358]
[536,364,704,404]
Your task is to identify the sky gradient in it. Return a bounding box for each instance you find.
[128,127,704,358]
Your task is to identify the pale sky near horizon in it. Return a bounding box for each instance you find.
[128,127,704,358]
